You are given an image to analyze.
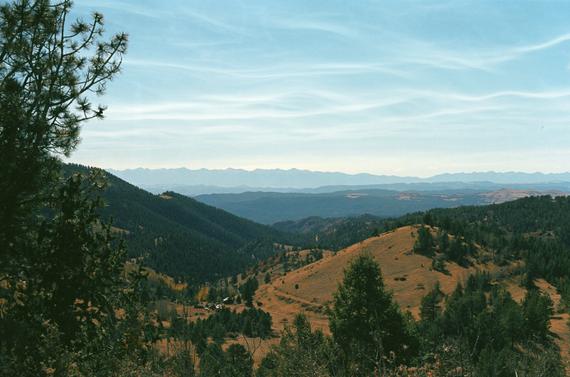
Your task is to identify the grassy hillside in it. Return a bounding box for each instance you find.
[255,226,492,331]
[278,195,570,298]
[251,224,569,371]
[130,196,570,373]
[404,196,570,294]
[63,164,289,283]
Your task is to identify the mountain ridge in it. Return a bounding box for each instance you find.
[108,167,570,195]
[63,164,290,282]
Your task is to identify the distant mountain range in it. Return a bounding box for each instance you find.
[109,168,570,195]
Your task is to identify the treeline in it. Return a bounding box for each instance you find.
[284,197,570,308]
[406,196,570,308]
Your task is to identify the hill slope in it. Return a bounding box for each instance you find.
[255,226,497,332]
[63,164,286,282]
[253,225,569,370]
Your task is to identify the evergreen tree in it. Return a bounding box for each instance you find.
[438,231,450,254]
[0,0,127,232]
[224,344,253,377]
[0,1,158,375]
[420,281,444,322]
[200,343,226,377]
[522,290,553,342]
[257,314,336,377]
[240,277,259,307]
[414,226,435,256]
[329,254,419,375]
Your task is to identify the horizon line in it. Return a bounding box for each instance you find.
[101,165,570,178]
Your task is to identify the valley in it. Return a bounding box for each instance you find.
[60,164,570,374]
[149,223,570,372]
[4,1,570,375]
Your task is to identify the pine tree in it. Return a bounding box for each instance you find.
[522,290,553,342]
[420,281,444,322]
[257,314,335,377]
[414,226,435,256]
[329,254,419,375]
[224,344,253,377]
[0,1,158,375]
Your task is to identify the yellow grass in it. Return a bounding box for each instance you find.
[535,279,570,373]
[256,225,497,335]
[150,226,570,372]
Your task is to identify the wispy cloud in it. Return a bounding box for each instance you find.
[515,33,570,54]
[124,58,410,79]
[271,16,358,38]
[71,0,570,174]
[399,32,570,71]
[76,0,163,19]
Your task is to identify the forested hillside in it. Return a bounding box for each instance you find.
[63,164,290,282]
[273,214,388,250]
[412,196,570,303]
[286,196,570,305]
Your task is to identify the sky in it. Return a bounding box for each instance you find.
[68,0,570,177]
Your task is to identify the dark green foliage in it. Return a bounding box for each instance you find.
[438,231,450,254]
[410,196,570,289]
[274,214,392,251]
[190,307,272,340]
[1,172,157,376]
[329,255,419,375]
[64,164,289,283]
[0,1,164,375]
[199,343,226,376]
[522,289,553,341]
[257,314,337,377]
[198,343,253,377]
[475,346,514,377]
[166,347,197,377]
[431,255,448,274]
[224,344,254,377]
[419,282,444,323]
[445,237,472,266]
[417,274,562,375]
[240,277,260,307]
[418,283,446,350]
[413,226,435,256]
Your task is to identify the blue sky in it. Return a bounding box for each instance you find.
[69,0,570,176]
